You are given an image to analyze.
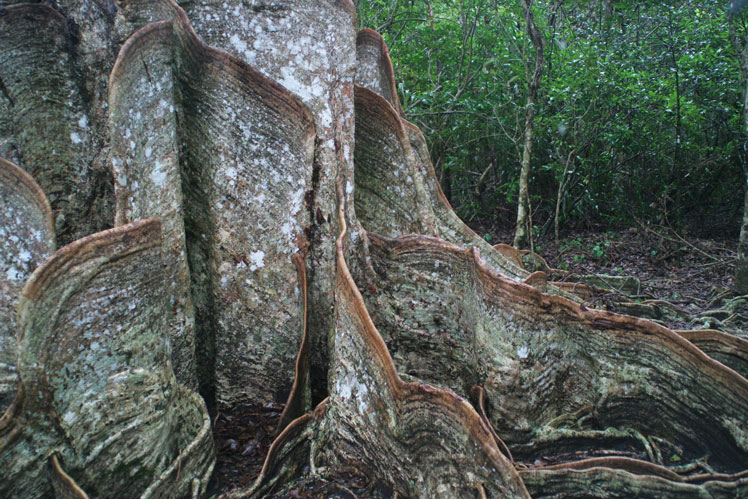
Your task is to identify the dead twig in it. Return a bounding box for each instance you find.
[640,222,734,263]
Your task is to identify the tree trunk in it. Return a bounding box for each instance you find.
[514,0,545,250]
[1,1,748,497]
[738,178,748,293]
[731,5,748,294]
[554,150,574,244]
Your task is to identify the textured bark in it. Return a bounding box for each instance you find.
[1,220,213,498]
[178,0,359,410]
[675,328,748,379]
[359,234,748,474]
[315,214,529,498]
[0,159,55,414]
[109,5,316,405]
[356,28,404,116]
[0,3,114,245]
[1,1,747,498]
[241,192,531,498]
[354,82,529,281]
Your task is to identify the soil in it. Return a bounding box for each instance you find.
[207,403,284,496]
[470,218,740,320]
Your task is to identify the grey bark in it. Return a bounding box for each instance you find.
[0,159,55,413]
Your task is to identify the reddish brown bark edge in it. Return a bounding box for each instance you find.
[470,385,515,463]
[48,454,89,499]
[675,328,748,379]
[20,219,159,303]
[277,253,310,433]
[0,158,55,248]
[334,179,528,496]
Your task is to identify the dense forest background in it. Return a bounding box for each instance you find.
[357,0,746,242]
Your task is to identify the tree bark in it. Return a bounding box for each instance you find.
[1,1,748,498]
[514,0,545,250]
[0,158,55,414]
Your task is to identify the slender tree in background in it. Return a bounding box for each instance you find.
[731,0,748,293]
[513,0,546,250]
[1,1,748,497]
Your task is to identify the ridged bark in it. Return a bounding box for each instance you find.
[1,220,213,498]
[0,159,55,413]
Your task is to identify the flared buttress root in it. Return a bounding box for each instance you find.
[0,158,55,414]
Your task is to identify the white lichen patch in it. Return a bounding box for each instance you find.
[335,372,371,414]
[248,250,265,271]
[281,221,294,239]
[5,266,21,281]
[17,249,32,262]
[62,409,78,426]
[229,33,248,53]
[150,160,167,187]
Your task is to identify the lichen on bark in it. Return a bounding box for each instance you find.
[0,4,112,245]
[1,220,213,498]
[0,158,55,414]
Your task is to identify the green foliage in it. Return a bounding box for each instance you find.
[357,0,746,234]
[590,241,609,260]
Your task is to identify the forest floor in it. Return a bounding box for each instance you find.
[207,404,283,495]
[470,218,741,324]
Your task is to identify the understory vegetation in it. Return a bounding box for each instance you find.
[358,0,746,239]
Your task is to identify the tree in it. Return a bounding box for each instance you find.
[513,0,546,250]
[1,1,748,497]
[731,0,748,293]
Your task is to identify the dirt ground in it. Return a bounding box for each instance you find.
[207,404,283,496]
[470,218,740,319]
